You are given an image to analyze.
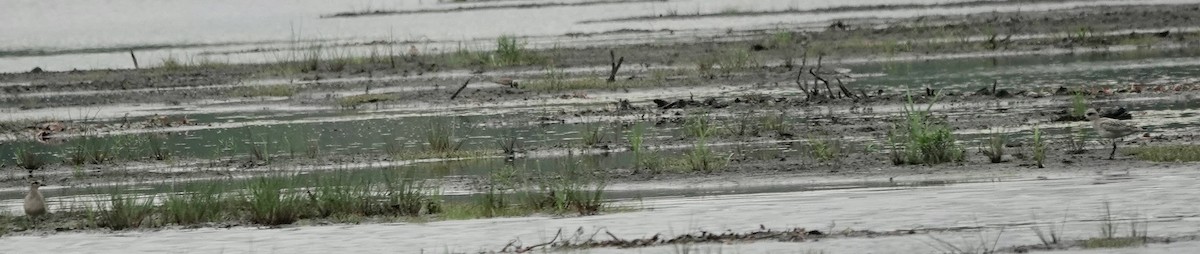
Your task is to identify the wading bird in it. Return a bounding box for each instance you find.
[1086,108,1145,159]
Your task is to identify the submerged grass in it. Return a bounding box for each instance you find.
[1125,145,1200,162]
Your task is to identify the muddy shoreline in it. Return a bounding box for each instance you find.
[2,2,1200,246]
[5,4,1200,109]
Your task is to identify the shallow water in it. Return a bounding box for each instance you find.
[4,165,1200,253]
[6,47,1200,168]
[3,0,1197,72]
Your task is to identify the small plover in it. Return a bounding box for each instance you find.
[1086,108,1146,159]
[25,180,47,217]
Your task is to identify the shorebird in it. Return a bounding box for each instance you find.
[1086,108,1145,159]
[24,180,47,217]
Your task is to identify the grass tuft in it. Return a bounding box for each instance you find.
[682,138,728,173]
[14,147,45,170]
[983,131,1006,163]
[808,137,841,162]
[684,113,718,139]
[243,177,306,226]
[628,125,663,174]
[1071,91,1088,119]
[425,122,463,155]
[491,35,541,66]
[96,192,157,230]
[889,93,964,165]
[161,185,227,225]
[68,136,115,165]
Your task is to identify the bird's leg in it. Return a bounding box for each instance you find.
[1109,141,1118,160]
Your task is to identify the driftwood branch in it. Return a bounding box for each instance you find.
[810,68,835,99]
[130,50,139,69]
[813,54,833,98]
[607,50,624,83]
[835,78,857,99]
[517,228,564,253]
[449,77,474,100]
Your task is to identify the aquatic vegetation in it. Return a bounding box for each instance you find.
[889,94,964,165]
[14,147,45,170]
[336,93,397,109]
[682,138,728,173]
[1071,91,1088,119]
[761,112,790,137]
[983,131,1006,163]
[93,192,157,230]
[628,125,663,174]
[1125,145,1200,162]
[243,177,306,225]
[245,132,272,163]
[491,35,542,66]
[496,134,521,156]
[161,185,228,225]
[808,137,841,162]
[68,136,116,165]
[425,122,463,154]
[146,135,172,161]
[580,125,607,147]
[684,113,718,139]
[1083,202,1147,249]
[229,85,299,98]
[1032,126,1046,168]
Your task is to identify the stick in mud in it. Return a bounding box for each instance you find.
[795,51,813,100]
[607,50,624,83]
[130,50,139,69]
[449,77,474,100]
